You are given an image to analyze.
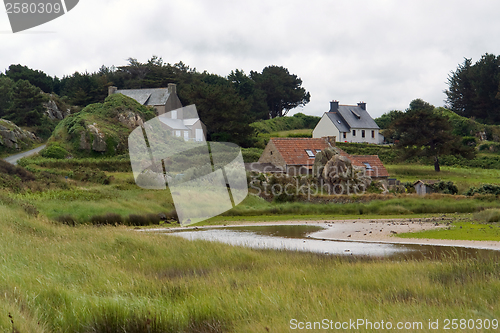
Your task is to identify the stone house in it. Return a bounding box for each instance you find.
[108,83,182,116]
[109,84,206,142]
[258,137,389,178]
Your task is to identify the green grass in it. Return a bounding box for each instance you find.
[386,164,500,192]
[397,220,500,241]
[1,203,500,331]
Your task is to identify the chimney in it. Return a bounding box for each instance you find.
[168,83,177,94]
[329,100,339,112]
[108,86,117,96]
[357,101,366,110]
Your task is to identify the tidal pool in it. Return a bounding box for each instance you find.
[166,224,500,260]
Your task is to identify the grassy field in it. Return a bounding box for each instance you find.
[386,164,500,192]
[1,156,500,330]
[1,203,500,332]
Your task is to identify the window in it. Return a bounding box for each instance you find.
[337,120,341,124]
[363,162,373,171]
[171,110,177,119]
[362,130,365,138]
[175,130,181,137]
[343,132,346,139]
[372,130,375,138]
[352,130,356,136]
[305,149,315,158]
[315,149,322,153]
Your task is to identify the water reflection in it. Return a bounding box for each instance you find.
[166,224,500,260]
[167,225,407,257]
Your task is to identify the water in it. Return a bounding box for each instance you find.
[165,224,500,259]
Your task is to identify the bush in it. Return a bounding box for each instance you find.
[432,181,458,195]
[71,167,111,184]
[241,148,263,163]
[250,113,320,134]
[462,136,477,146]
[55,214,77,226]
[466,184,500,196]
[127,213,162,226]
[90,213,123,225]
[40,144,71,159]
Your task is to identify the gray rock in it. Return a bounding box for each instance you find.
[88,124,107,152]
[0,119,38,150]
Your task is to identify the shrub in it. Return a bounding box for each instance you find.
[466,184,500,196]
[55,214,77,226]
[241,148,263,163]
[90,213,123,225]
[72,167,111,184]
[462,136,477,146]
[40,144,70,159]
[432,181,458,195]
[127,214,162,226]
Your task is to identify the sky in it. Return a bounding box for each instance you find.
[2,0,500,119]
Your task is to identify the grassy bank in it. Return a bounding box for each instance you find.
[1,203,500,332]
[385,164,500,193]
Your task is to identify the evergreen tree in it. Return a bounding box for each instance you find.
[387,99,473,171]
[0,76,14,118]
[8,79,47,127]
[250,66,310,118]
[445,54,500,123]
[5,64,54,93]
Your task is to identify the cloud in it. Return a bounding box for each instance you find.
[2,0,500,118]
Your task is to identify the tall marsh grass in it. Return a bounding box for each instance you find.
[1,204,500,331]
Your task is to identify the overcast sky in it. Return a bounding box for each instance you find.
[2,0,500,118]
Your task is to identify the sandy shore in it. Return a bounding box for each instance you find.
[152,217,500,251]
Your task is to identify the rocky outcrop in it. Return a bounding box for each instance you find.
[0,119,38,150]
[78,123,107,152]
[43,95,71,120]
[118,111,144,129]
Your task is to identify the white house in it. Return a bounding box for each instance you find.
[313,101,383,144]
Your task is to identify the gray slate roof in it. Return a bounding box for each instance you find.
[326,112,350,132]
[116,88,170,106]
[327,105,379,130]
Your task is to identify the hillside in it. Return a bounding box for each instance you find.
[436,107,500,140]
[46,94,156,158]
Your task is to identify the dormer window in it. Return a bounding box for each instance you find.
[305,149,315,158]
[351,109,361,119]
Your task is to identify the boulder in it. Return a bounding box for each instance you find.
[0,119,38,150]
[43,95,71,120]
[88,124,107,152]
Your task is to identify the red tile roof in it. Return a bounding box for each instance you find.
[268,138,389,177]
[270,138,330,166]
[349,155,389,178]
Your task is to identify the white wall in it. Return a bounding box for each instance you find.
[312,114,340,139]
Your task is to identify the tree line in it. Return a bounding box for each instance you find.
[0,58,310,146]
